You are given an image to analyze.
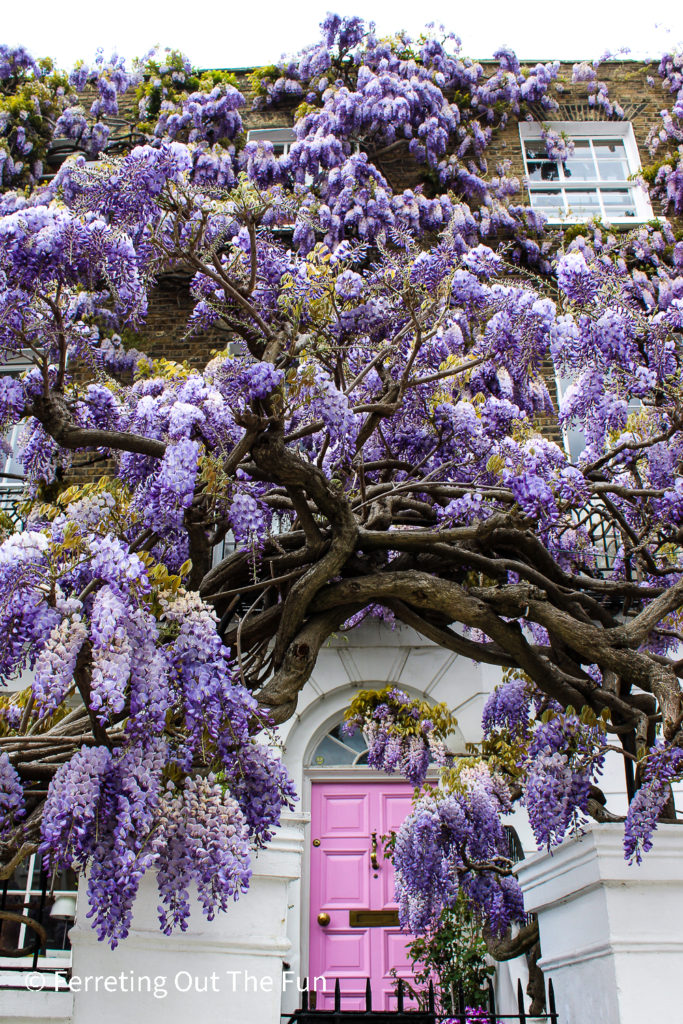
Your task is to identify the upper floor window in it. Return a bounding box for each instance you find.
[519,122,653,224]
[246,126,296,156]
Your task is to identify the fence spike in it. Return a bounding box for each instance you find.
[428,980,435,1014]
[334,977,341,1013]
[301,978,309,1012]
[517,978,527,1024]
[397,978,404,1013]
[33,870,48,969]
[458,980,466,1024]
[548,978,558,1024]
[365,977,372,1013]
[487,977,497,1023]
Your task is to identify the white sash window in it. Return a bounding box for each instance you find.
[519,122,654,224]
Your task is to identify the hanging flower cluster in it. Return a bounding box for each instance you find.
[624,744,683,863]
[0,504,296,947]
[373,677,611,937]
[344,687,458,786]
[392,763,523,936]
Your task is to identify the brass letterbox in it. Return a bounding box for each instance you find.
[349,910,400,928]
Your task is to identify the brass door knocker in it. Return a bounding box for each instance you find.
[370,831,380,870]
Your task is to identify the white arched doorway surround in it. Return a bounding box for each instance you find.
[272,620,572,1016]
[277,644,474,1013]
[278,619,493,795]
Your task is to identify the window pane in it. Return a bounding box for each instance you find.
[246,127,294,158]
[524,143,546,162]
[563,140,596,181]
[246,127,295,145]
[0,894,25,950]
[4,434,23,476]
[329,723,366,754]
[6,857,31,891]
[593,140,630,181]
[601,189,637,217]
[527,160,561,182]
[529,189,565,215]
[311,735,356,766]
[524,143,560,181]
[596,158,630,181]
[565,190,601,218]
[1,370,27,529]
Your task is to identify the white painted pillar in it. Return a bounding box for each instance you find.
[516,821,683,1024]
[68,812,308,1024]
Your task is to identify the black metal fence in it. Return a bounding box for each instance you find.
[0,483,24,528]
[283,977,558,1024]
[0,869,49,971]
[0,867,73,976]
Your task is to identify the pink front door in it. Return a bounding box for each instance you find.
[309,781,419,1011]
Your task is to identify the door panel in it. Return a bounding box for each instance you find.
[378,790,414,909]
[381,791,415,831]
[320,930,369,972]
[319,792,370,834]
[320,850,369,906]
[309,781,420,1010]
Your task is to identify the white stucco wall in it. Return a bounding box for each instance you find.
[518,822,683,1024]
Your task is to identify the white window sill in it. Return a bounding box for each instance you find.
[542,216,653,227]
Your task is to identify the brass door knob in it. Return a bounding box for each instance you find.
[317,912,331,927]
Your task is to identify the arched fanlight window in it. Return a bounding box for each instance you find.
[309,723,369,766]
[308,715,468,768]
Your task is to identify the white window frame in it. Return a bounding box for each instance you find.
[309,721,370,767]
[246,126,296,156]
[244,127,300,225]
[519,122,654,225]
[246,127,359,170]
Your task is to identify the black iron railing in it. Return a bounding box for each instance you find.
[282,976,559,1024]
[0,484,24,528]
[0,869,73,978]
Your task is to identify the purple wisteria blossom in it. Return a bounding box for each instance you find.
[624,745,683,863]
[0,752,25,835]
[393,765,522,936]
[1,22,683,958]
[345,688,456,787]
